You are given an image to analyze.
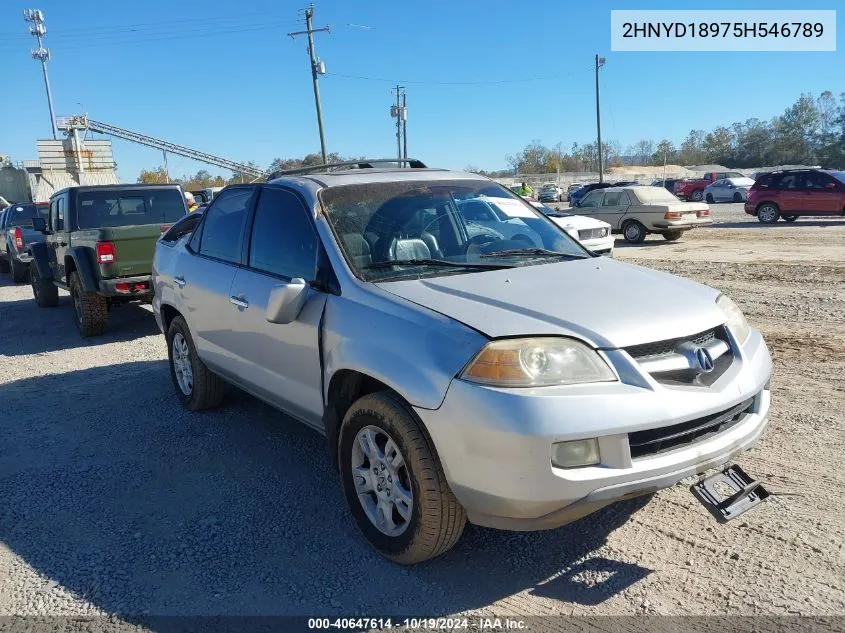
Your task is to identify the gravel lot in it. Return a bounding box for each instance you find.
[0,203,843,619]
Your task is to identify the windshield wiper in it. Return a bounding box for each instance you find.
[364,258,513,270]
[479,248,587,260]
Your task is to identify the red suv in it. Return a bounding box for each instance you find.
[745,169,845,224]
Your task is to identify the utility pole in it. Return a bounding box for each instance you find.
[402,92,408,159]
[24,9,57,140]
[288,6,330,164]
[595,54,606,183]
[390,85,406,163]
[162,150,169,183]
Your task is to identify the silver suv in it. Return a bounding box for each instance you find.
[152,160,772,564]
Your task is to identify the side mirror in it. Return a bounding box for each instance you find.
[826,182,837,190]
[265,278,309,324]
[31,216,48,233]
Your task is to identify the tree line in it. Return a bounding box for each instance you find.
[495,91,845,175]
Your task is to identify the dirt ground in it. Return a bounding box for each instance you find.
[0,203,843,619]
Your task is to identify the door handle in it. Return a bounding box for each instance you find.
[59,241,67,246]
[229,296,249,309]
[174,276,186,288]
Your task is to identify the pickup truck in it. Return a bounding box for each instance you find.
[29,184,188,336]
[0,202,48,283]
[674,171,746,201]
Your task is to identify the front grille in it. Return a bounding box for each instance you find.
[628,398,754,459]
[626,328,717,360]
[578,227,606,240]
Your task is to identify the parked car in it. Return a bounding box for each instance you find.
[569,182,615,206]
[0,202,48,283]
[745,169,845,224]
[152,162,771,564]
[190,187,224,206]
[612,180,640,186]
[29,184,188,336]
[538,183,563,203]
[457,197,543,246]
[530,201,615,256]
[675,171,746,201]
[651,178,684,193]
[573,185,712,243]
[704,177,756,204]
[567,183,583,198]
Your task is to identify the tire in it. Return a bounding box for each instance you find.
[622,220,647,244]
[0,256,9,273]
[339,391,466,565]
[663,230,684,241]
[30,265,58,307]
[705,193,714,204]
[69,271,108,337]
[757,203,780,224]
[784,215,798,222]
[166,315,228,411]
[691,190,704,202]
[10,257,28,283]
[733,192,743,203]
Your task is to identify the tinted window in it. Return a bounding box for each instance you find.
[5,203,48,227]
[603,191,627,206]
[77,189,186,229]
[805,172,835,189]
[773,173,804,190]
[248,188,317,280]
[199,187,254,263]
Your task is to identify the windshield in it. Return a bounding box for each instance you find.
[829,171,845,184]
[320,179,589,282]
[630,187,681,204]
[5,203,48,227]
[77,189,186,229]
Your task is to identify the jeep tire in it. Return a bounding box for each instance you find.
[69,271,108,337]
[30,265,58,307]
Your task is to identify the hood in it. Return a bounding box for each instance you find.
[548,214,610,231]
[376,258,724,348]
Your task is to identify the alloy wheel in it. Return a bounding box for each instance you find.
[351,426,413,537]
[172,333,194,395]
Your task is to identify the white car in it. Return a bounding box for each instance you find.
[457,197,543,246]
[531,201,615,256]
[704,177,756,203]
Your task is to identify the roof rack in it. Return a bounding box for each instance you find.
[266,158,427,180]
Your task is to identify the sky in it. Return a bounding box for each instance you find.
[0,0,841,182]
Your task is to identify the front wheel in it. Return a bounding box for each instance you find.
[622,220,647,244]
[339,392,466,564]
[733,192,743,203]
[691,190,704,202]
[167,315,228,411]
[663,230,684,241]
[10,257,28,283]
[757,203,780,224]
[30,265,58,307]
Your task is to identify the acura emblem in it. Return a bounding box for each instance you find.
[694,347,715,373]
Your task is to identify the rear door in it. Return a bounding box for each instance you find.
[773,172,806,213]
[594,190,630,228]
[228,185,328,428]
[803,172,842,214]
[177,185,257,375]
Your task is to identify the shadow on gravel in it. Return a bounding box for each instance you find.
[711,219,845,229]
[0,362,652,619]
[0,294,160,356]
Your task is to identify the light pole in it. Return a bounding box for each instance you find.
[595,55,605,183]
[24,9,57,140]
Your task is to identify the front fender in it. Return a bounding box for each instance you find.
[66,246,99,292]
[28,242,53,280]
[321,292,487,410]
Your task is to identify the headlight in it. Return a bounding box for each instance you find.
[716,295,750,344]
[601,227,610,238]
[461,337,617,387]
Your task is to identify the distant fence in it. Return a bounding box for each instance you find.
[492,170,692,190]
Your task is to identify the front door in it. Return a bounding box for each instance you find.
[48,194,68,283]
[593,190,630,229]
[228,186,328,428]
[804,171,842,214]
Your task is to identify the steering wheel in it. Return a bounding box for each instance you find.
[463,233,499,258]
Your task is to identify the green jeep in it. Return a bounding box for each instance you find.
[29,184,187,337]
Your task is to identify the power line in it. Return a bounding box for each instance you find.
[326,67,593,86]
